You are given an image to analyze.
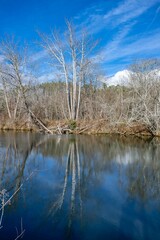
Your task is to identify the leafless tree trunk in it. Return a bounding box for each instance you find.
[128,59,160,135]
[1,77,11,119]
[0,37,52,133]
[39,21,96,120]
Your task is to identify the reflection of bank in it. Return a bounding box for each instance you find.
[49,139,82,233]
[0,132,37,232]
[0,132,40,200]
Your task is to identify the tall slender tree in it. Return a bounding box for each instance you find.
[40,20,97,120]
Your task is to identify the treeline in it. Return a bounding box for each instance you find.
[0,81,125,121]
[1,67,160,136]
[0,21,160,135]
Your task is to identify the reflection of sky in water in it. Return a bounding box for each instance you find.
[0,132,160,240]
[115,150,154,165]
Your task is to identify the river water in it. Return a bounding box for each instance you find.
[0,132,160,240]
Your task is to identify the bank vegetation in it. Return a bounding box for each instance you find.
[0,22,160,136]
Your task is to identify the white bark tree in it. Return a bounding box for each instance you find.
[128,59,160,135]
[0,71,21,121]
[40,21,97,120]
[0,37,52,133]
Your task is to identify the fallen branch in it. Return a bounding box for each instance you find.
[0,171,35,211]
[29,110,53,134]
[14,218,25,240]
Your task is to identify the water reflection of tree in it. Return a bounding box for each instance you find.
[125,139,160,201]
[45,135,160,219]
[0,132,160,232]
[49,138,82,235]
[107,137,160,202]
[0,132,41,201]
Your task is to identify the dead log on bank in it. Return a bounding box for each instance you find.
[28,110,53,134]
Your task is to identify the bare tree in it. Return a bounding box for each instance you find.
[39,20,97,120]
[128,59,160,135]
[0,70,21,121]
[0,37,52,133]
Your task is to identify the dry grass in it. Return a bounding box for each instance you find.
[0,118,158,136]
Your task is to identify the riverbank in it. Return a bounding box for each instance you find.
[0,118,159,136]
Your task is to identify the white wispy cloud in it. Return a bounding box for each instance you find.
[0,55,5,63]
[99,30,160,63]
[105,0,160,29]
[104,0,159,23]
[37,72,55,83]
[103,22,136,52]
[76,0,160,35]
[30,50,47,63]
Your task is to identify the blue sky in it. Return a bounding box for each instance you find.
[0,0,160,78]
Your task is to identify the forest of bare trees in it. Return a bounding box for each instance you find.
[0,22,160,136]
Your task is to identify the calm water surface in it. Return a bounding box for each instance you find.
[0,132,160,240]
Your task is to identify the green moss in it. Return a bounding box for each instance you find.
[68,120,77,130]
